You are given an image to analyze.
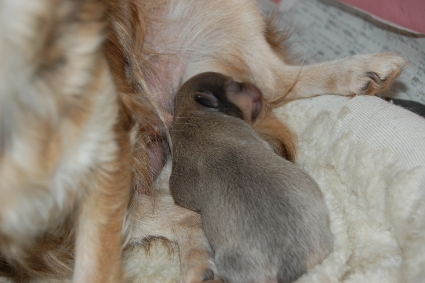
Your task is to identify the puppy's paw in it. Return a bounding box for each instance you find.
[350,52,408,95]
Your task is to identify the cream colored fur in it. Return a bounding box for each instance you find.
[0,0,131,282]
[140,0,406,112]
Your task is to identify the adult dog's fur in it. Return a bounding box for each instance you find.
[170,72,333,283]
[0,0,132,282]
[0,0,407,282]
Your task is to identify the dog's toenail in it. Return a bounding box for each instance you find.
[365,71,381,83]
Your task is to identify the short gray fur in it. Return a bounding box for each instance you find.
[170,72,333,283]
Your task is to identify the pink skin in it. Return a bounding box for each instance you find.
[141,113,174,194]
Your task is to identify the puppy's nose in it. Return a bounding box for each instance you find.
[243,83,262,102]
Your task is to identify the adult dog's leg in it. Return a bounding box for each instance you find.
[178,0,407,103]
[269,53,408,103]
[190,42,407,104]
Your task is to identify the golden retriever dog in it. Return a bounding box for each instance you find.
[0,0,407,282]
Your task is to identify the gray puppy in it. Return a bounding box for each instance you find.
[169,72,333,283]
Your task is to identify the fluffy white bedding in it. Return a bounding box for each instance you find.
[277,95,425,283]
[123,95,425,283]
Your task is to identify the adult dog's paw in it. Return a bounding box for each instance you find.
[176,211,217,283]
[351,52,408,96]
[180,250,216,283]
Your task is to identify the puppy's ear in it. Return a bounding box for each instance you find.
[195,91,219,108]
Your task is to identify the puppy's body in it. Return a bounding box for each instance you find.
[170,73,333,283]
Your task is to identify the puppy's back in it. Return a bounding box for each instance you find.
[171,110,332,283]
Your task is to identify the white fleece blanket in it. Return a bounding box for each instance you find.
[122,95,425,283]
[276,95,425,283]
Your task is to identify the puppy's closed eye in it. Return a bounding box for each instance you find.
[195,91,220,108]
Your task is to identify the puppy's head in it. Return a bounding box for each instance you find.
[174,72,263,125]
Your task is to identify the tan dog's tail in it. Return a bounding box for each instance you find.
[0,0,107,261]
[0,0,106,155]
